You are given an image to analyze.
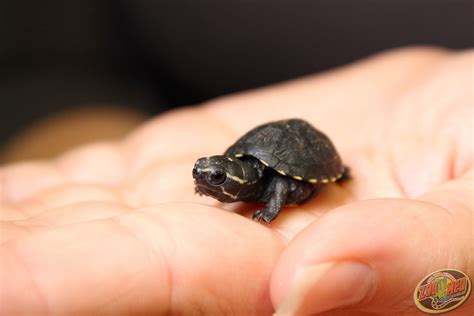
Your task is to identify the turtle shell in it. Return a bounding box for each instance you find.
[224,119,345,183]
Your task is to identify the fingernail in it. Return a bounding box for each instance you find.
[275,261,375,315]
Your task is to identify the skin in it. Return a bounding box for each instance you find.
[1,47,473,315]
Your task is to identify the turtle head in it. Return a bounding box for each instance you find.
[192,155,260,202]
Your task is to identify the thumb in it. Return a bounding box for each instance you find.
[271,185,473,315]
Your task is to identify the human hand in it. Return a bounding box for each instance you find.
[1,47,472,315]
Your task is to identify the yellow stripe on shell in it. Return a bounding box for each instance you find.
[277,170,286,176]
[234,153,244,157]
[308,179,318,183]
[330,177,337,182]
[321,178,329,183]
[259,159,269,167]
[292,175,303,181]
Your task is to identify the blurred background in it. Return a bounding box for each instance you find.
[1,0,473,162]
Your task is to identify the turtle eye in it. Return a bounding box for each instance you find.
[209,171,226,185]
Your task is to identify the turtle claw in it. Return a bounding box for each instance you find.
[252,210,277,223]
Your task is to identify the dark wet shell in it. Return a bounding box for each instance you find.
[224,119,345,183]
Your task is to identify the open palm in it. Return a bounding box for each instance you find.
[1,48,472,315]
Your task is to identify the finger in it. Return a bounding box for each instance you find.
[0,203,283,315]
[382,50,473,198]
[207,47,449,146]
[5,183,122,220]
[0,201,133,243]
[123,48,449,175]
[271,178,473,315]
[123,157,217,206]
[54,142,127,185]
[0,162,66,204]
[123,108,237,174]
[1,142,124,207]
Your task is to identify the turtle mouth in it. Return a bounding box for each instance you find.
[194,184,236,202]
[194,185,215,197]
[194,185,206,196]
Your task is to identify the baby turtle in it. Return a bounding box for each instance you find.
[192,118,350,223]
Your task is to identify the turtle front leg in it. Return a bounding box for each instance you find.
[253,177,290,223]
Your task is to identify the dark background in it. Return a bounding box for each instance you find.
[1,0,473,145]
